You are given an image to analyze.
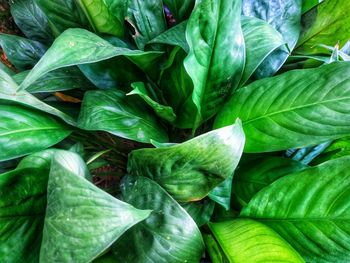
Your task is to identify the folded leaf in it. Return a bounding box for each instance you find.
[78,90,168,143]
[112,176,204,262]
[128,119,245,202]
[208,174,233,210]
[19,28,162,90]
[184,0,245,126]
[40,152,151,263]
[0,105,71,161]
[215,62,350,152]
[163,0,195,21]
[241,157,350,262]
[208,219,305,263]
[182,199,215,227]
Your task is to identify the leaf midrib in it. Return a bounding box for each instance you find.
[0,126,63,137]
[245,217,349,222]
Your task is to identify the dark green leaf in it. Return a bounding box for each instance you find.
[184,0,245,126]
[163,0,195,21]
[40,152,151,262]
[182,199,215,227]
[215,62,350,153]
[302,0,324,14]
[0,34,47,70]
[10,0,53,44]
[78,90,168,143]
[128,120,245,202]
[312,137,350,165]
[112,176,204,263]
[208,219,305,262]
[241,157,350,262]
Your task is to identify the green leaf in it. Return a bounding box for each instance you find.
[13,67,93,93]
[163,0,195,21]
[127,0,167,50]
[128,120,245,202]
[312,137,350,165]
[215,62,350,153]
[34,0,90,36]
[241,157,350,262]
[302,0,324,14]
[234,157,307,205]
[286,141,332,165]
[112,176,204,262]
[296,0,350,55]
[240,16,285,86]
[76,0,127,37]
[128,82,176,122]
[10,0,53,44]
[147,21,189,52]
[0,34,47,70]
[0,105,71,161]
[19,28,162,91]
[208,219,305,263]
[78,90,168,143]
[242,0,302,78]
[208,174,233,210]
[184,0,245,126]
[182,199,215,227]
[40,152,151,263]
[0,61,15,76]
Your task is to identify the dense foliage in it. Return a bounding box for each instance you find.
[1,0,350,262]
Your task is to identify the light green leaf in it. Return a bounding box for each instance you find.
[208,219,305,263]
[128,82,176,122]
[234,157,307,205]
[208,174,233,210]
[112,176,204,263]
[184,0,245,126]
[241,157,350,262]
[19,28,162,91]
[0,105,71,162]
[40,152,151,263]
[78,90,168,143]
[215,62,350,153]
[163,0,195,21]
[302,0,324,14]
[128,120,245,202]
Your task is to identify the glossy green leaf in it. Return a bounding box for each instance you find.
[0,34,47,70]
[112,176,204,262]
[78,90,168,143]
[40,152,151,263]
[208,219,305,263]
[128,82,176,122]
[127,0,167,50]
[215,62,350,153]
[0,61,15,76]
[241,157,350,262]
[312,137,350,165]
[76,0,126,37]
[0,105,71,161]
[10,0,53,44]
[184,0,245,126]
[234,157,307,205]
[13,67,93,93]
[147,21,189,52]
[19,28,162,91]
[34,0,90,35]
[242,0,302,78]
[208,174,233,210]
[240,16,285,86]
[302,0,324,14]
[128,120,245,202]
[182,199,215,227]
[296,0,350,55]
[163,0,195,21]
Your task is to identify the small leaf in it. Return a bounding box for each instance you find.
[208,174,233,210]
[182,199,215,227]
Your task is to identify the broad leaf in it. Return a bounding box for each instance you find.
[184,0,245,126]
[182,199,215,227]
[208,174,233,210]
[296,0,350,55]
[240,16,285,86]
[112,176,204,262]
[0,105,71,161]
[34,0,90,35]
[208,219,305,262]
[128,120,245,202]
[10,0,53,44]
[78,90,168,143]
[215,62,350,152]
[129,82,176,122]
[0,34,47,70]
[302,0,324,14]
[40,152,151,262]
[241,157,350,262]
[19,28,162,90]
[163,0,195,21]
[242,0,302,78]
[234,157,307,205]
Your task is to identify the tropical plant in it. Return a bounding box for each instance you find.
[1,0,350,262]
